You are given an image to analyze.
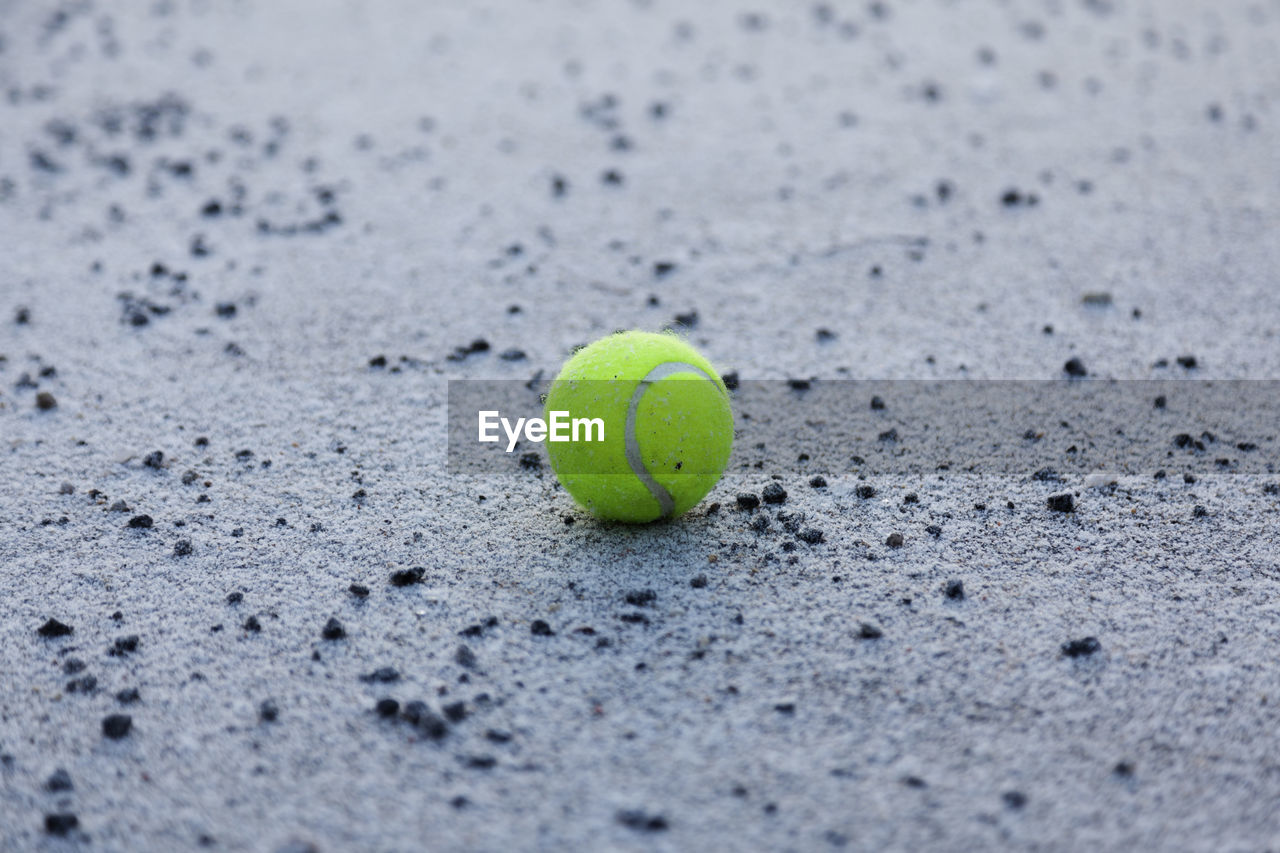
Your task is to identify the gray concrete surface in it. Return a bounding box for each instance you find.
[2,0,1280,850]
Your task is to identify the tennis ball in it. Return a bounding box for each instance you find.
[544,331,733,523]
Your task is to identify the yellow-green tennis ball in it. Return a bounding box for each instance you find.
[544,331,733,523]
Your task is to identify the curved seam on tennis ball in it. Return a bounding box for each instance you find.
[624,361,726,519]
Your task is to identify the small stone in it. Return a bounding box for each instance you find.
[349,583,370,598]
[1003,791,1028,809]
[858,623,883,639]
[1047,494,1074,512]
[856,485,877,499]
[361,667,400,683]
[59,482,75,495]
[944,580,965,600]
[243,615,261,632]
[455,645,477,669]
[102,714,132,739]
[796,528,824,544]
[736,493,760,510]
[761,483,787,504]
[115,687,141,704]
[1176,355,1198,369]
[127,514,154,529]
[443,701,468,723]
[173,538,193,556]
[36,391,58,410]
[530,620,554,636]
[1192,505,1208,518]
[690,574,708,589]
[45,813,79,836]
[259,699,279,722]
[1062,637,1101,658]
[143,450,165,469]
[925,524,942,537]
[1063,357,1088,377]
[38,618,73,638]
[321,617,346,640]
[375,698,400,717]
[616,810,669,832]
[624,590,656,607]
[45,769,74,792]
[885,532,904,548]
[389,567,425,586]
[809,475,827,488]
[401,701,447,739]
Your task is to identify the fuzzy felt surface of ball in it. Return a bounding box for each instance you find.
[543,331,734,522]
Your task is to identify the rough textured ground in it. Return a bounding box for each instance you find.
[2,1,1280,850]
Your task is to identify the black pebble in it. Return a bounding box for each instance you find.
[375,698,400,717]
[797,528,824,544]
[361,667,400,683]
[616,810,669,832]
[243,615,261,632]
[349,583,370,598]
[401,701,448,739]
[38,618,74,638]
[45,769,73,792]
[390,567,425,586]
[624,590,657,607]
[690,574,708,589]
[1063,357,1088,377]
[885,532,904,548]
[259,700,279,722]
[226,591,243,604]
[1062,637,1101,658]
[443,701,468,723]
[127,514,154,529]
[925,524,942,537]
[530,620,554,636]
[36,391,58,410]
[944,580,965,600]
[102,714,132,739]
[455,645,478,669]
[321,617,346,640]
[858,623,883,639]
[1192,505,1208,518]
[1003,791,1028,809]
[736,493,760,510]
[1047,494,1074,512]
[809,475,827,488]
[45,814,79,836]
[762,483,787,504]
[116,687,141,704]
[856,485,877,499]
[173,538,193,556]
